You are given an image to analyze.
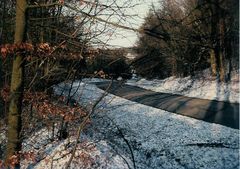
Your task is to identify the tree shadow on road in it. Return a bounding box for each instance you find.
[94,95,239,169]
[87,80,239,168]
[203,78,239,168]
[204,79,239,129]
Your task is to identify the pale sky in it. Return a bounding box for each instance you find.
[106,0,158,47]
[65,0,159,48]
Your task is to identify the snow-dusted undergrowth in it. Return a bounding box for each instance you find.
[127,70,239,103]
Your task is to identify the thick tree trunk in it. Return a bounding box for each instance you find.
[210,49,217,76]
[209,0,219,78]
[0,0,6,119]
[219,17,226,81]
[5,0,27,166]
[209,0,227,82]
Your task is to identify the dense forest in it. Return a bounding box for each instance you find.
[133,0,239,80]
[0,0,239,168]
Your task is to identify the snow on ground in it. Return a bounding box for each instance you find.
[19,80,129,169]
[21,128,129,169]
[6,75,237,168]
[127,70,239,103]
[40,78,238,169]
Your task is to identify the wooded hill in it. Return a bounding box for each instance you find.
[133,0,239,80]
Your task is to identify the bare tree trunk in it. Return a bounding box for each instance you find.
[5,0,27,166]
[209,0,219,78]
[209,0,227,81]
[219,17,226,81]
[0,0,6,119]
[210,49,217,76]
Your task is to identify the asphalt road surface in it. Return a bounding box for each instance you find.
[96,81,239,129]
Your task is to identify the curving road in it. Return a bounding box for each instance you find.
[96,81,239,129]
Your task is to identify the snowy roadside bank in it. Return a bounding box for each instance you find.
[46,79,239,169]
[127,70,239,103]
[2,77,236,168]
